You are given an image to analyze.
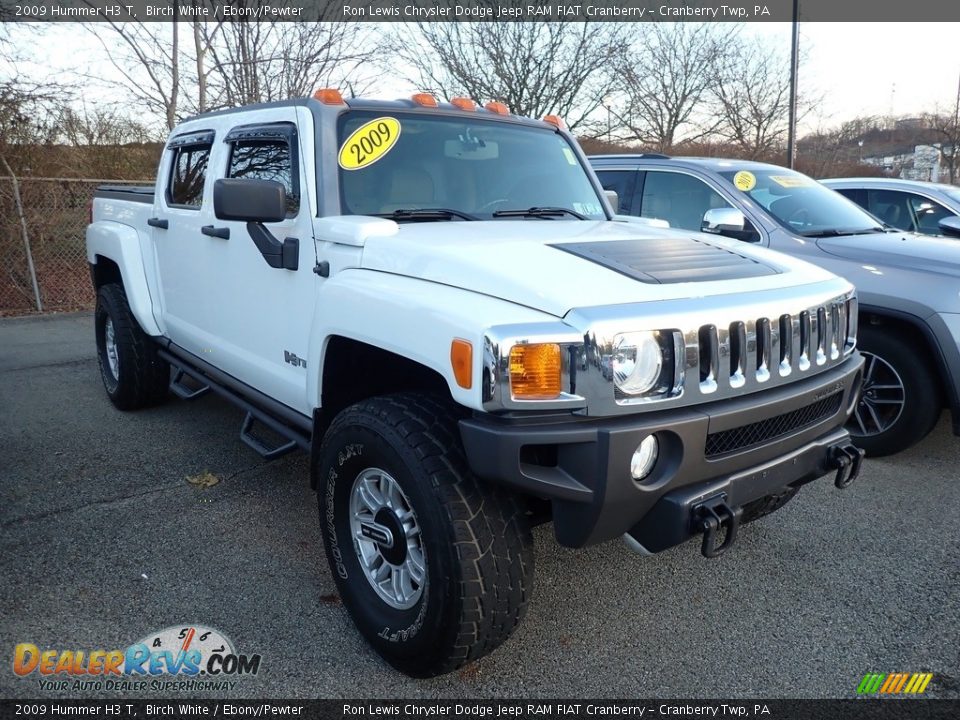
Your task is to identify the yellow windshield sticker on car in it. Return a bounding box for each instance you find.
[338,117,401,171]
[770,175,814,188]
[562,147,577,165]
[733,171,756,191]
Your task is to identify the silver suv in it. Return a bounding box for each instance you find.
[590,154,960,456]
[822,177,960,238]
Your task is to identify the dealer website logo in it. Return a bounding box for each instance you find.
[856,672,934,695]
[13,624,261,693]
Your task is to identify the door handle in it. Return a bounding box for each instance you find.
[147,217,168,230]
[201,225,230,240]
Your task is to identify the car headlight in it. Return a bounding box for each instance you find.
[612,332,663,395]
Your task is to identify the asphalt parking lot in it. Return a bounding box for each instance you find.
[1,312,958,700]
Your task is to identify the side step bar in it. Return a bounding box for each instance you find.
[158,346,311,460]
[170,368,211,400]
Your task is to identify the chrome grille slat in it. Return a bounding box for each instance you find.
[729,321,746,389]
[778,314,793,377]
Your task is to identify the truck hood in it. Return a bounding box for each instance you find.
[815,231,960,279]
[359,220,837,316]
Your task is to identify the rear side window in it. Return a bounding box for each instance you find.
[594,170,637,214]
[167,139,212,208]
[226,123,300,217]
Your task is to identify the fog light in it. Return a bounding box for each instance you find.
[630,435,659,480]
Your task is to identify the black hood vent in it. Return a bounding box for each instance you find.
[551,237,780,284]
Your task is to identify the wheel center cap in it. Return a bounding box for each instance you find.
[363,508,406,565]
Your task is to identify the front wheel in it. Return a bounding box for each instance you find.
[846,326,940,457]
[317,394,534,677]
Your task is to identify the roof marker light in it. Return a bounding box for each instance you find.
[543,115,566,130]
[411,93,439,107]
[313,88,345,105]
[484,101,510,115]
[451,97,477,111]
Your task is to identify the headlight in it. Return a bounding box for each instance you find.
[612,332,663,395]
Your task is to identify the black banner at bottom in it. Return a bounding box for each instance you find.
[1,700,958,720]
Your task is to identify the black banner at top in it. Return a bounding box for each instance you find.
[2,0,960,23]
[0,700,959,720]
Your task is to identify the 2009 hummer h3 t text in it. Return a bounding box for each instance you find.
[86,89,865,677]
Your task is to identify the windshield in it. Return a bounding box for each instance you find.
[718,167,883,236]
[337,111,605,221]
[941,187,960,206]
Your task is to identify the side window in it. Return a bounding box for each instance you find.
[639,171,732,231]
[835,188,867,208]
[167,143,211,208]
[226,126,300,216]
[866,190,914,231]
[907,194,952,235]
[593,170,637,214]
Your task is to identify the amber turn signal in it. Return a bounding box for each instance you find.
[451,339,473,390]
[509,344,562,400]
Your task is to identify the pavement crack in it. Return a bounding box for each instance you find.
[2,481,186,529]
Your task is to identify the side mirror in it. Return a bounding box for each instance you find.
[701,207,759,242]
[214,178,287,222]
[702,207,745,234]
[603,189,619,211]
[213,178,298,270]
[938,215,960,239]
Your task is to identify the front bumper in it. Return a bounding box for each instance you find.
[459,353,864,549]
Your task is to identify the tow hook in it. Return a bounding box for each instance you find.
[829,443,865,489]
[693,496,741,559]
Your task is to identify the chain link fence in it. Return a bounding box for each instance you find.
[0,177,150,316]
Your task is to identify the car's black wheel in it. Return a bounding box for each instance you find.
[847,326,940,457]
[317,394,534,677]
[94,283,169,410]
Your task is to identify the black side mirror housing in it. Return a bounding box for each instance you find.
[212,178,298,270]
[214,178,287,223]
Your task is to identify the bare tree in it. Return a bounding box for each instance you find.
[924,76,960,184]
[710,41,791,158]
[389,20,626,131]
[83,12,183,131]
[615,23,727,151]
[200,11,377,108]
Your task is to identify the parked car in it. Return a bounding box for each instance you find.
[821,177,960,238]
[85,94,868,677]
[590,154,960,456]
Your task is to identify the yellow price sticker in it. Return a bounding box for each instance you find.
[733,171,756,191]
[338,117,401,171]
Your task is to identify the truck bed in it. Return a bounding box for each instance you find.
[95,184,155,203]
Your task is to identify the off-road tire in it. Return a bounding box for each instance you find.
[95,283,169,410]
[847,326,940,457]
[317,394,534,677]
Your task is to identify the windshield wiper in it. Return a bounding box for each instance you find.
[492,206,587,220]
[375,208,479,222]
[800,227,884,238]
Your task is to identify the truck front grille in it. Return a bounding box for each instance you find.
[690,296,856,399]
[705,392,843,457]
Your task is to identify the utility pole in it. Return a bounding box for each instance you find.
[786,0,800,169]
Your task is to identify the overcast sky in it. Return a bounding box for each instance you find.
[18,21,960,132]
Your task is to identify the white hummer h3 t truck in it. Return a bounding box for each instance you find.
[87,90,865,677]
